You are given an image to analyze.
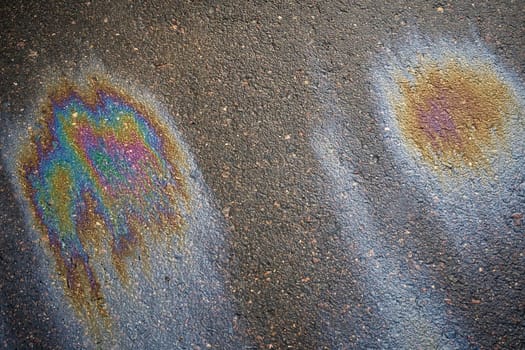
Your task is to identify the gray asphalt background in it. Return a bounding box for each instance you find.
[1,1,524,349]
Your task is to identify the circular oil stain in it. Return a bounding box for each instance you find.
[17,76,190,336]
[395,60,516,169]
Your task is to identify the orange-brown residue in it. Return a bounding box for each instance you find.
[395,61,516,169]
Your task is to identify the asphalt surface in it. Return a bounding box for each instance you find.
[1,1,525,349]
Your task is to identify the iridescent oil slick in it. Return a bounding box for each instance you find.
[395,61,515,169]
[17,77,190,335]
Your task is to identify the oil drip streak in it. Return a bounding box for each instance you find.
[17,78,189,330]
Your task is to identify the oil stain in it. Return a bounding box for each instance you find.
[395,60,516,169]
[17,76,190,336]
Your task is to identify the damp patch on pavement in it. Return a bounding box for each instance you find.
[364,33,525,348]
[310,68,467,349]
[372,33,525,248]
[1,69,244,349]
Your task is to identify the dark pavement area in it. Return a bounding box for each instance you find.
[1,1,524,349]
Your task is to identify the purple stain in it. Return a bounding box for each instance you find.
[418,97,462,150]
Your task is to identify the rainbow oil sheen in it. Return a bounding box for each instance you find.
[18,78,189,330]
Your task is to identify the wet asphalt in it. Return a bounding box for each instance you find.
[1,1,525,349]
